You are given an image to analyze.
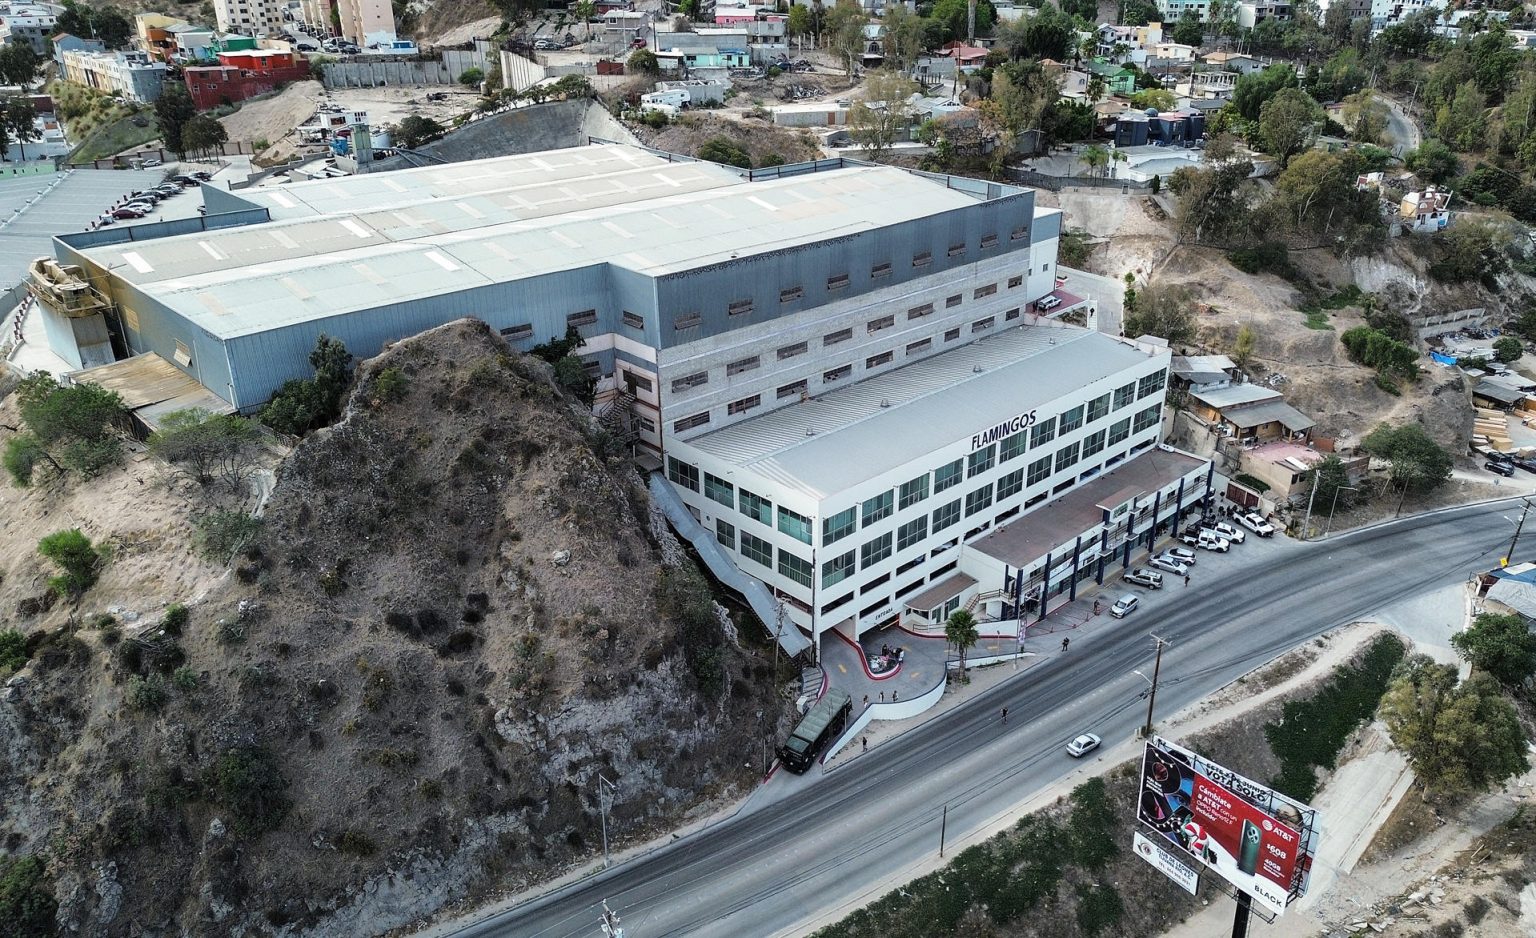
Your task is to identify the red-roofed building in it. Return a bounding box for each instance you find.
[938,42,988,67]
[185,50,309,109]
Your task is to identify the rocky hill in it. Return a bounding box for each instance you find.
[0,319,783,936]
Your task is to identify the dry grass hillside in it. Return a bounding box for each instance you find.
[634,112,825,168]
[0,320,783,936]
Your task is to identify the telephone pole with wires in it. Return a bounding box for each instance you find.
[599,899,624,938]
[1503,498,1533,567]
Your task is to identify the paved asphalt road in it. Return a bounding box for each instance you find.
[1378,93,1423,157]
[435,498,1516,938]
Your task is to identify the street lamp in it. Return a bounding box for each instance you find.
[1323,485,1358,536]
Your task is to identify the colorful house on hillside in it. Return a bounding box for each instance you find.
[186,47,309,109]
[50,33,105,67]
[937,41,988,69]
[1086,58,1138,95]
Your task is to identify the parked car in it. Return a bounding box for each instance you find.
[1066,733,1102,757]
[1036,295,1061,311]
[533,38,558,49]
[1123,568,1163,589]
[1177,529,1228,551]
[1147,555,1189,576]
[123,201,155,214]
[111,207,145,219]
[1109,594,1140,618]
[153,185,180,196]
[1199,520,1246,544]
[1487,460,1517,477]
[142,158,162,167]
[192,171,212,181]
[129,189,162,201]
[171,174,199,186]
[1163,546,1197,566]
[296,41,317,51]
[1235,511,1275,537]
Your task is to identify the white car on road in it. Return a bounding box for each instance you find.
[1236,511,1275,537]
[1110,594,1140,618]
[1162,546,1197,567]
[1066,733,1102,757]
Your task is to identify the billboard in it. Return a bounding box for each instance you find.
[1136,736,1319,915]
[1133,831,1200,896]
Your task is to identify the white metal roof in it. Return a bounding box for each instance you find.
[685,325,1162,500]
[80,144,999,340]
[1191,383,1281,409]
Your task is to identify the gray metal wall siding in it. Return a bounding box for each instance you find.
[654,194,1036,349]
[108,277,236,406]
[606,265,661,346]
[1032,209,1062,243]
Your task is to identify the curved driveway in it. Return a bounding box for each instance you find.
[434,497,1515,938]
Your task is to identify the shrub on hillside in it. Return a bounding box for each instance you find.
[37,528,101,597]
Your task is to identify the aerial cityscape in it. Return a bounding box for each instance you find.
[1,0,1535,936]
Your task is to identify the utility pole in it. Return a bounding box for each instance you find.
[597,774,619,868]
[1505,498,1533,566]
[1300,468,1321,540]
[1144,635,1168,738]
[599,899,624,938]
[772,601,786,690]
[939,803,949,857]
[1231,891,1251,938]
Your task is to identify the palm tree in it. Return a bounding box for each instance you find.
[1111,147,1128,178]
[1111,41,1130,64]
[574,0,595,39]
[1082,143,1109,177]
[945,609,980,684]
[1087,73,1107,103]
[1077,35,1096,66]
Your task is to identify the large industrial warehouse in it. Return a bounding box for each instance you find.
[26,141,1207,652]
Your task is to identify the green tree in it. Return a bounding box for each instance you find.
[259,335,352,435]
[1232,64,1297,121]
[1123,284,1196,344]
[787,4,810,47]
[1434,81,1487,152]
[1379,655,1530,803]
[1452,612,1536,689]
[696,136,752,167]
[1171,11,1203,46]
[154,81,197,158]
[458,66,485,87]
[1361,423,1453,493]
[1494,337,1523,363]
[7,372,126,483]
[37,528,101,597]
[825,0,869,77]
[1341,90,1387,145]
[1258,87,1324,166]
[394,114,445,149]
[1168,157,1254,245]
[1428,217,1511,287]
[1405,139,1458,183]
[208,745,291,836]
[4,97,37,160]
[94,6,132,48]
[1303,453,1356,515]
[850,71,920,158]
[0,43,40,89]
[1016,3,1076,60]
[1231,324,1256,367]
[148,408,262,489]
[0,855,57,938]
[1129,88,1176,112]
[932,0,992,41]
[1081,143,1109,177]
[180,113,228,158]
[945,608,979,682]
[879,3,925,72]
[628,48,659,74]
[0,629,28,674]
[573,0,596,37]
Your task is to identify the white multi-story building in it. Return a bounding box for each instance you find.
[214,0,285,38]
[1368,0,1445,31]
[336,0,395,48]
[0,9,57,55]
[60,49,167,102]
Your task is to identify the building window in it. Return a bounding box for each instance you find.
[965,484,994,517]
[728,394,761,415]
[945,327,961,341]
[740,489,772,525]
[675,312,702,330]
[1109,417,1131,445]
[1138,369,1168,399]
[946,294,962,308]
[947,242,966,257]
[704,472,734,507]
[899,474,929,509]
[897,516,928,551]
[1114,381,1136,409]
[824,506,857,544]
[913,251,932,267]
[866,351,893,368]
[780,286,803,303]
[825,327,853,346]
[867,314,895,333]
[622,310,644,329]
[823,550,856,588]
[726,355,760,376]
[740,531,773,568]
[998,467,1025,500]
[1087,392,1111,423]
[972,316,995,333]
[715,518,735,550]
[500,323,533,339]
[672,371,708,392]
[827,274,850,290]
[777,379,808,399]
[1031,417,1057,447]
[728,298,754,317]
[778,506,813,544]
[974,283,997,300]
[968,444,996,477]
[1055,442,1081,473]
[824,364,852,383]
[1011,226,1028,241]
[1027,454,1052,485]
[1008,275,1023,288]
[907,338,932,355]
[636,415,656,433]
[934,458,963,492]
[1000,430,1028,463]
[863,490,894,525]
[908,302,934,320]
[932,498,961,532]
[667,457,702,493]
[1134,404,1161,433]
[980,234,999,249]
[778,551,813,587]
[1082,429,1107,458]
[871,261,892,278]
[777,341,808,360]
[673,412,710,432]
[568,308,597,327]
[1059,404,1085,434]
[1005,307,1022,321]
[861,533,893,568]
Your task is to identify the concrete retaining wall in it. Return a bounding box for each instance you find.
[323,59,454,88]
[500,49,546,92]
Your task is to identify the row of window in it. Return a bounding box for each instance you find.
[716,520,815,587]
[668,309,1042,434]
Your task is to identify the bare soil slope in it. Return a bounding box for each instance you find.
[0,320,780,936]
[634,112,824,168]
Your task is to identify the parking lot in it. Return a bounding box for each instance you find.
[0,167,167,291]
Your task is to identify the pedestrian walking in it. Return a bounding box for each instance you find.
[1001,707,1008,725]
[862,694,869,708]
[1184,573,1190,587]
[861,737,868,752]
[879,691,885,702]
[1061,636,1070,652]
[892,691,899,702]
[1093,599,1101,616]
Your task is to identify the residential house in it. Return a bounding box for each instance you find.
[911,54,956,88]
[166,24,218,63]
[1476,562,1536,622]
[336,0,397,48]
[1148,41,1197,64]
[185,47,309,109]
[1399,186,1451,233]
[1097,21,1163,64]
[1177,70,1236,99]
[61,49,167,103]
[0,8,56,55]
[1239,440,1365,501]
[1170,354,1237,394]
[134,13,185,59]
[652,30,751,70]
[1236,0,1294,27]
[1087,58,1139,95]
[938,41,988,70]
[50,33,105,67]
[1315,0,1372,22]
[1189,384,1314,443]
[1369,0,1446,32]
[1199,51,1264,73]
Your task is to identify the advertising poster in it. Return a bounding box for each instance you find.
[1136,736,1319,915]
[1133,831,1200,896]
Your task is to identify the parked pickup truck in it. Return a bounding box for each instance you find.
[1178,530,1230,552]
[1235,511,1275,537]
[1199,520,1246,544]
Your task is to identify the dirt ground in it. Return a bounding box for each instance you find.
[633,111,823,167]
[218,79,325,151]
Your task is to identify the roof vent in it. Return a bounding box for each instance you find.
[973,365,984,374]
[880,399,891,408]
[805,428,816,436]
[1049,337,1057,345]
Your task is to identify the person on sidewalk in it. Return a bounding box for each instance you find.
[1184,573,1190,587]
[861,737,867,752]
[1001,707,1008,725]
[1061,636,1070,652]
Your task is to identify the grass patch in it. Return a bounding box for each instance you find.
[1264,632,1406,802]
